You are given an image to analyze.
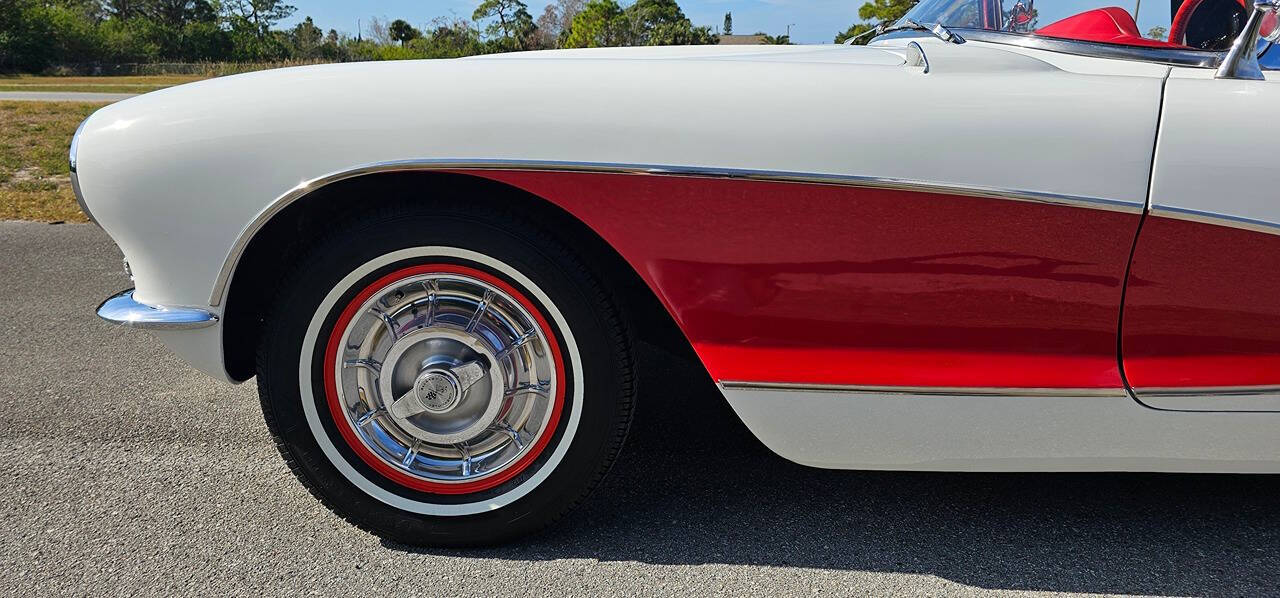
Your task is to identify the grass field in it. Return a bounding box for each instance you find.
[0,74,205,94]
[0,101,108,222]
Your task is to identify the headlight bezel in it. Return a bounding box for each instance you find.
[69,116,98,226]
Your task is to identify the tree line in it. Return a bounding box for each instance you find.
[1,0,724,72]
[1,0,912,73]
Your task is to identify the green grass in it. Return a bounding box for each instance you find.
[0,101,109,222]
[0,74,206,94]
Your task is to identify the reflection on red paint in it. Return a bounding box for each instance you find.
[1123,216,1280,389]
[458,170,1141,388]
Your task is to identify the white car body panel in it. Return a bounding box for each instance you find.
[1151,67,1280,229]
[724,386,1280,472]
[75,37,1280,472]
[75,39,1161,314]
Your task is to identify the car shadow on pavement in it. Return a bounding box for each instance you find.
[386,343,1280,596]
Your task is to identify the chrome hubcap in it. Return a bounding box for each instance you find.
[332,271,558,486]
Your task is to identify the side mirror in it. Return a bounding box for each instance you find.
[1217,0,1280,79]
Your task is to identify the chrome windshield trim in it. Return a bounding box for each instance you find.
[98,289,219,330]
[1150,205,1280,237]
[209,159,1145,306]
[945,29,1223,68]
[719,381,1129,398]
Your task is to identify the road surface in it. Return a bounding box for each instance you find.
[1,221,1277,596]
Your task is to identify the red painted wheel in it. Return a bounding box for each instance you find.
[322,263,567,495]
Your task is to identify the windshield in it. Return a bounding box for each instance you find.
[898,0,1252,51]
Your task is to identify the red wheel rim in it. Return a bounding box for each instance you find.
[322,263,567,495]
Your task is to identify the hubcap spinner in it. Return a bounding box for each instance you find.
[414,370,460,413]
[378,327,504,446]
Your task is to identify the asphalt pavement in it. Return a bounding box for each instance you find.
[0,91,137,102]
[2,220,1278,597]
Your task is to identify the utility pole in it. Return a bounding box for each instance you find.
[787,23,796,38]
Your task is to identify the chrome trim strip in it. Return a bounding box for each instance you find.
[208,159,1145,306]
[719,381,1128,397]
[946,30,1223,68]
[70,117,99,226]
[70,171,95,226]
[1149,205,1280,237]
[98,289,219,330]
[1136,385,1280,397]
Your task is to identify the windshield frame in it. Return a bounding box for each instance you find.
[872,28,1225,68]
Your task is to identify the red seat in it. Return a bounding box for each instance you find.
[1035,7,1181,47]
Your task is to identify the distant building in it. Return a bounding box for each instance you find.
[718,34,767,45]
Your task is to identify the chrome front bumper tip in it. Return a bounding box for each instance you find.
[97,289,219,330]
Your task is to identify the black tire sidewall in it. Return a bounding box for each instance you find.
[257,206,631,546]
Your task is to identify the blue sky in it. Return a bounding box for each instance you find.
[282,1,864,45]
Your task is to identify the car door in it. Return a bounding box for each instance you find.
[1122,63,1280,411]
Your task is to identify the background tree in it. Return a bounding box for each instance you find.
[364,16,394,45]
[412,16,485,58]
[1146,25,1167,40]
[562,0,625,47]
[534,0,585,48]
[223,0,296,38]
[222,0,296,59]
[835,0,914,45]
[760,32,791,44]
[0,0,720,72]
[622,0,714,45]
[103,0,145,20]
[288,16,323,57]
[473,0,538,51]
[388,19,421,46]
[834,23,876,44]
[723,11,732,35]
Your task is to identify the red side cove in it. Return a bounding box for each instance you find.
[1123,216,1280,389]
[458,170,1141,388]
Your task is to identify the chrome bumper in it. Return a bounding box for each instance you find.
[97,289,219,330]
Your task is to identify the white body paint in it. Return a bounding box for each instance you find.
[75,36,1280,473]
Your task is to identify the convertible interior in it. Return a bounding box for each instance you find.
[1041,0,1248,48]
[914,0,1273,50]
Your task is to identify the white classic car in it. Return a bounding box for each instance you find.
[76,0,1280,546]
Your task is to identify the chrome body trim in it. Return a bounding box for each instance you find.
[1134,386,1280,413]
[98,289,219,330]
[876,29,1223,67]
[719,381,1129,398]
[907,41,930,73]
[208,159,1145,306]
[69,117,98,226]
[1136,385,1280,397]
[1149,204,1280,236]
[69,118,82,174]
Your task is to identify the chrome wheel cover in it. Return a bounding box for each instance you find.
[331,271,558,488]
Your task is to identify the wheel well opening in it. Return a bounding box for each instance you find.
[221,170,702,383]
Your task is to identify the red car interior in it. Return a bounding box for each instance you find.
[1036,6,1185,47]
